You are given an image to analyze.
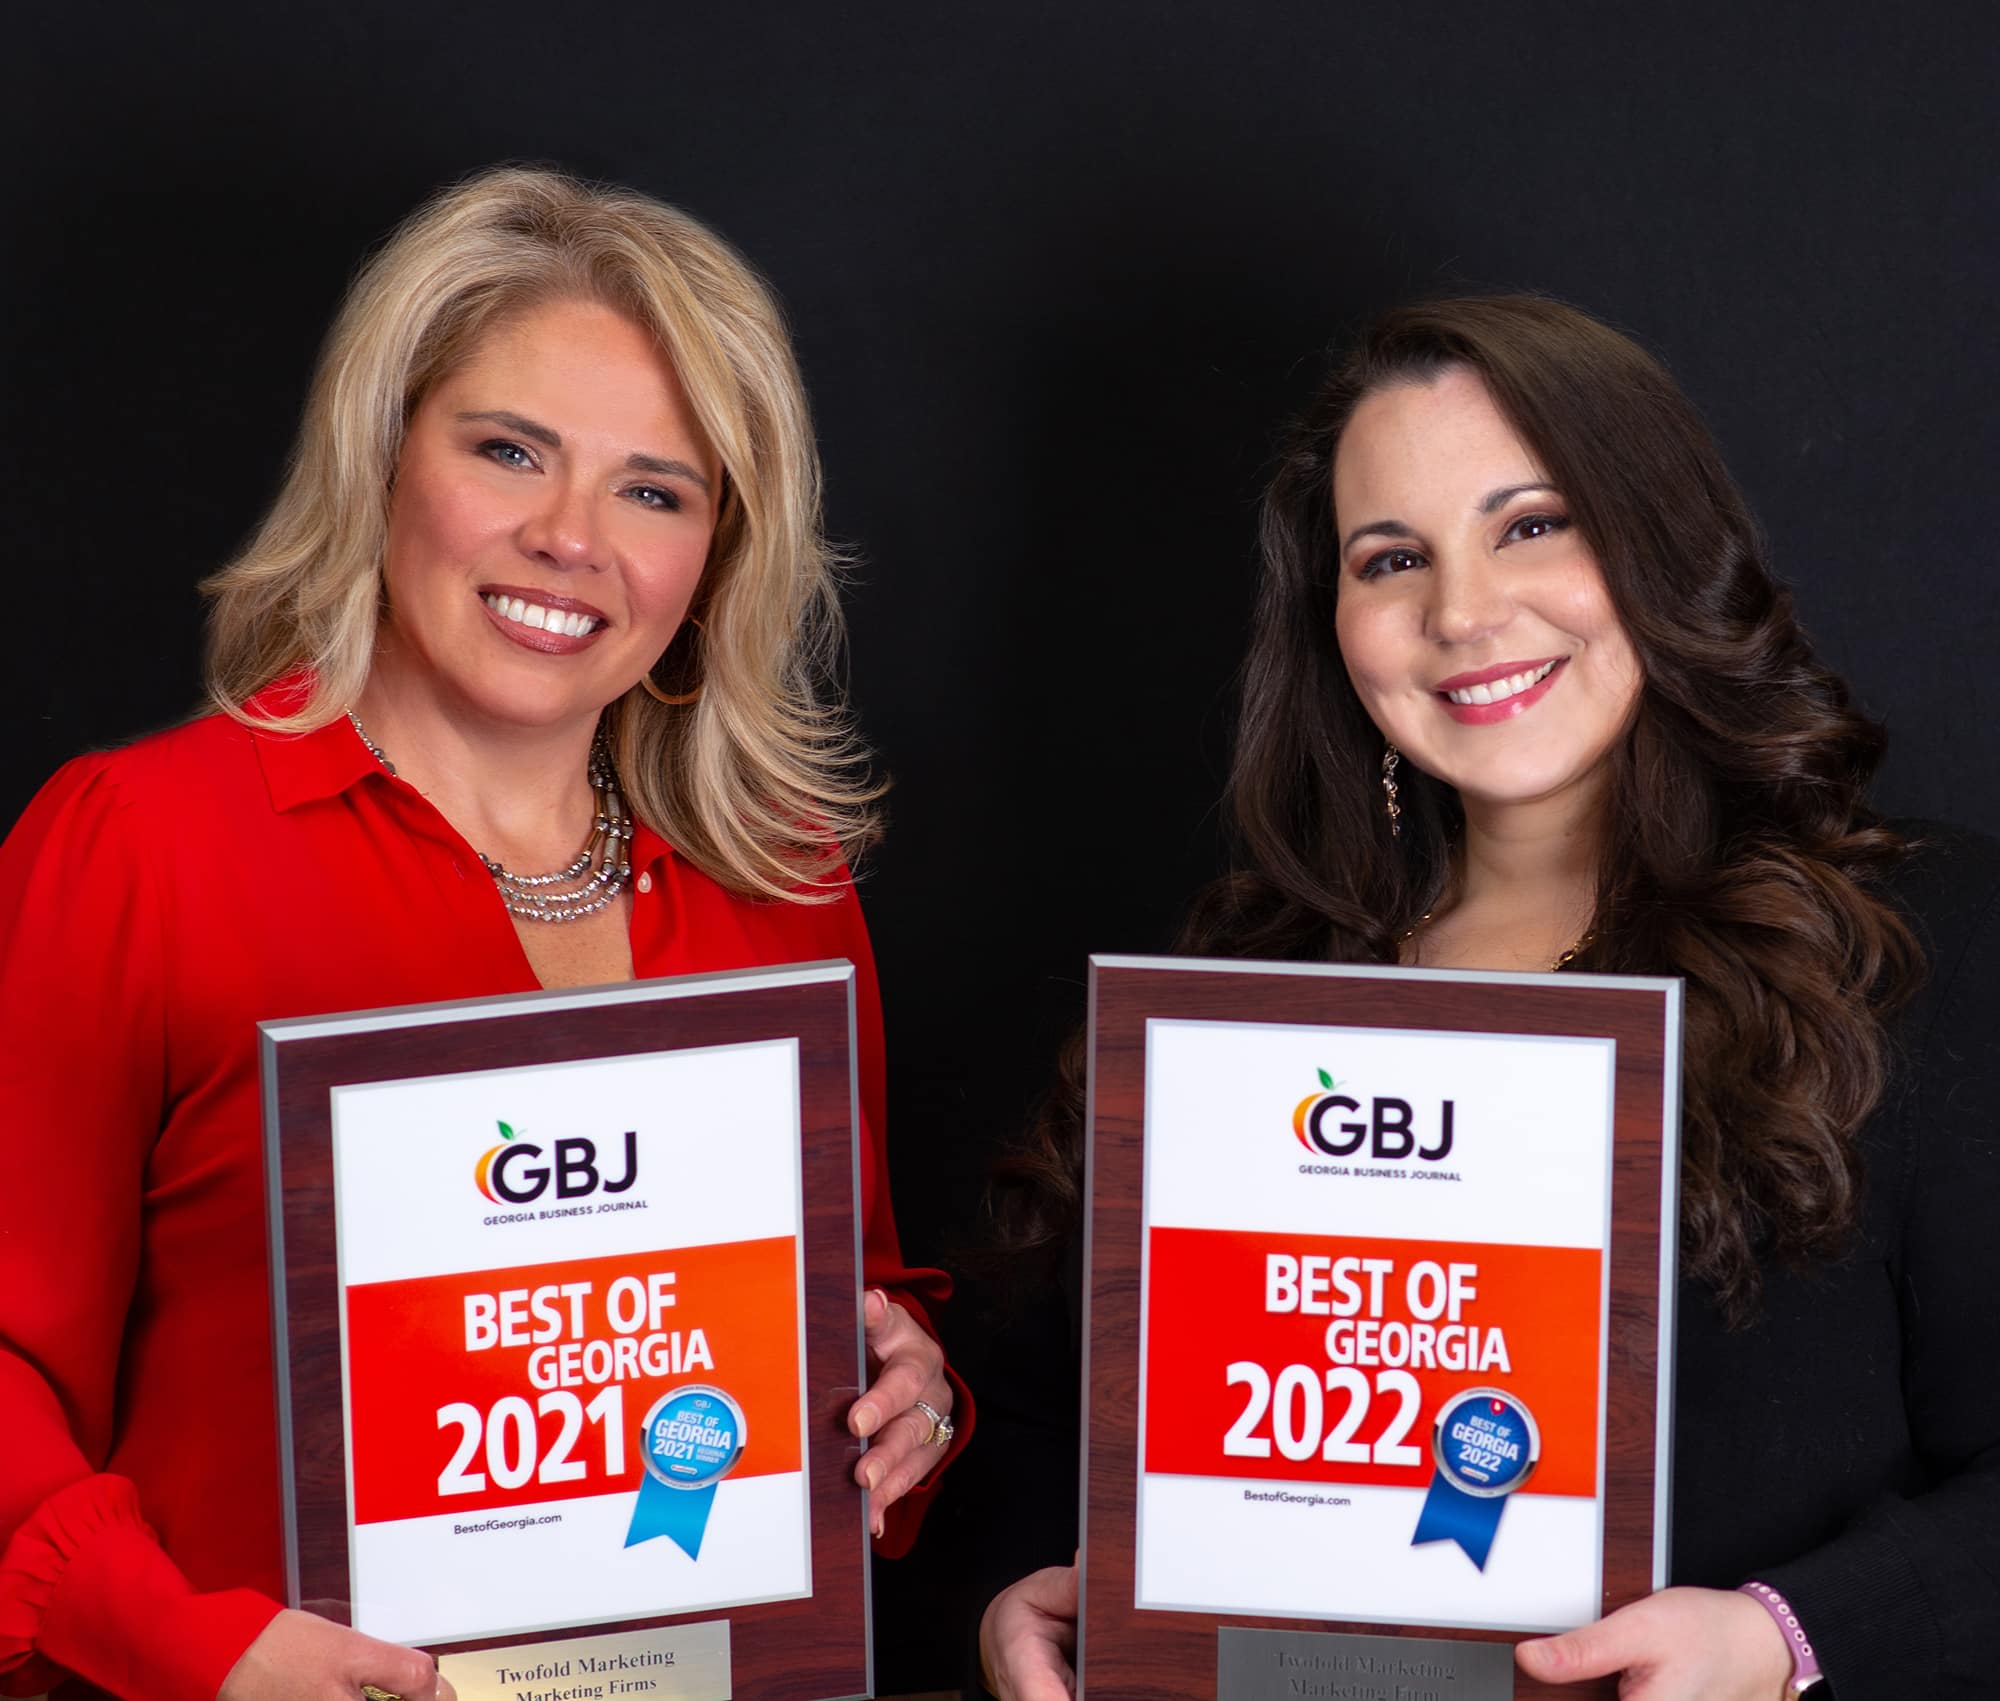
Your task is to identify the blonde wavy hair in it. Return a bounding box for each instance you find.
[203,165,878,899]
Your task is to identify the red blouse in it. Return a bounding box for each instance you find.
[0,697,968,1701]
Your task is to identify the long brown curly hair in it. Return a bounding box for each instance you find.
[994,295,1923,1321]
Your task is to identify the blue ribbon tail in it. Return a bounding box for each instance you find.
[1411,1471,1503,1570]
[625,1478,718,1559]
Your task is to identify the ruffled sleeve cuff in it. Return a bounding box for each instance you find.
[0,1474,280,1701]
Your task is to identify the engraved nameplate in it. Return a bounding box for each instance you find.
[1217,1625,1513,1700]
[440,1620,731,1701]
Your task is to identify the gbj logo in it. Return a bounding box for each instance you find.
[1292,1068,1456,1161]
[475,1119,639,1204]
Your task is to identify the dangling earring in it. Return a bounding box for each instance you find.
[640,616,705,706]
[1380,744,1402,838]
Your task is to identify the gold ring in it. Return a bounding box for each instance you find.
[912,1399,953,1448]
[362,1687,404,1701]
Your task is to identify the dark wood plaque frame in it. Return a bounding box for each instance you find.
[260,961,871,1701]
[1080,955,1681,1701]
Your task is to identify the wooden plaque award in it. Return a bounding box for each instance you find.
[1079,956,1682,1701]
[260,961,872,1701]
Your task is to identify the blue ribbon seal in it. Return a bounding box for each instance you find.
[626,1384,747,1560]
[1411,1387,1540,1571]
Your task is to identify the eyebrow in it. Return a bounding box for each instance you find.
[1478,481,1560,514]
[625,452,713,490]
[456,410,713,492]
[1339,482,1562,554]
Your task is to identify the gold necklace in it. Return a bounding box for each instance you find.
[1399,911,1596,973]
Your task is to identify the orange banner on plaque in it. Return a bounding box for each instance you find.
[1143,1226,1601,1497]
[345,1235,801,1525]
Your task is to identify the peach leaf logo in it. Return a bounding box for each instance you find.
[1294,1068,1344,1148]
[475,1119,520,1202]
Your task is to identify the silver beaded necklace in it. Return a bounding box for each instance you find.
[347,711,634,924]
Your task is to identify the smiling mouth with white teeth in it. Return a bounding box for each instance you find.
[1444,658,1559,707]
[481,593,604,638]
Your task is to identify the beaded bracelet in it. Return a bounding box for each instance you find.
[1739,1581,1823,1694]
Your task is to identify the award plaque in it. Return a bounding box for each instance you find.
[1079,956,1681,1701]
[260,961,873,1700]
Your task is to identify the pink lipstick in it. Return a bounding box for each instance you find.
[1435,657,1566,725]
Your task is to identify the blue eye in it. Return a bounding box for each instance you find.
[626,485,683,513]
[479,439,537,470]
[1357,547,1426,580]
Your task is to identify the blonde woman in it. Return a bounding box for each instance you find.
[0,168,966,1701]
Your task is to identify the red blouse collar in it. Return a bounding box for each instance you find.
[243,675,378,814]
[242,672,673,871]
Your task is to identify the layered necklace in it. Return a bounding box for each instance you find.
[347,711,633,923]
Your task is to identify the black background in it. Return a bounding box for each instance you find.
[6,5,1996,1691]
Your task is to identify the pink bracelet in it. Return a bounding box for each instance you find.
[1739,1581,1823,1694]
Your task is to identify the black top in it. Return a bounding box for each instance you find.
[1689,824,2000,1696]
[944,823,2000,1701]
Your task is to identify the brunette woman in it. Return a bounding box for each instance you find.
[979,296,1998,1700]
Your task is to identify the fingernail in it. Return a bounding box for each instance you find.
[853,1403,878,1437]
[872,1512,885,1539]
[861,1462,880,1490]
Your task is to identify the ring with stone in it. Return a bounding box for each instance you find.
[912,1399,952,1448]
